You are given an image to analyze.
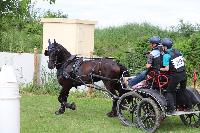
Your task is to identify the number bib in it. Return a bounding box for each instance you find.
[171,56,184,69]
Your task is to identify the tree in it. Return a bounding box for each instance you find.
[176,20,196,37]
[0,0,56,52]
[0,0,56,33]
[0,0,55,18]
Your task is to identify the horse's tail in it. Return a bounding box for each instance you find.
[117,63,130,96]
[117,63,130,77]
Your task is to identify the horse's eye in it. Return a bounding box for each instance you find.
[44,50,49,56]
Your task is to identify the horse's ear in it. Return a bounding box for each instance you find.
[54,39,56,44]
[48,39,51,46]
[44,50,49,56]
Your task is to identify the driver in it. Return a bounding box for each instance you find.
[160,38,192,113]
[127,36,161,87]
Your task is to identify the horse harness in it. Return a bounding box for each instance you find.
[57,55,119,86]
[57,55,82,79]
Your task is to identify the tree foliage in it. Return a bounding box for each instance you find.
[43,10,68,18]
[0,0,69,53]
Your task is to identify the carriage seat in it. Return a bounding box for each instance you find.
[146,70,169,90]
[123,70,169,90]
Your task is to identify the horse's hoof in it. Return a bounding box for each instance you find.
[70,102,76,110]
[106,111,118,117]
[55,109,65,115]
[65,102,76,110]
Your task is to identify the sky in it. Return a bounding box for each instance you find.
[33,0,200,29]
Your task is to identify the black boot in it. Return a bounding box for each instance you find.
[166,93,175,113]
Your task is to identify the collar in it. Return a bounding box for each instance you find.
[166,48,173,53]
[152,46,159,50]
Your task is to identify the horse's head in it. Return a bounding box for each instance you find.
[44,39,72,69]
[44,39,61,69]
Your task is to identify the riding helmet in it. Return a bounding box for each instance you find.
[161,38,173,49]
[149,36,161,45]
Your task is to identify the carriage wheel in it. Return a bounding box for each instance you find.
[117,91,142,126]
[180,103,200,127]
[137,98,161,133]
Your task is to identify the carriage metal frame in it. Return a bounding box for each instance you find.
[117,69,200,132]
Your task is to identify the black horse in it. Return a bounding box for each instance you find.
[44,39,129,117]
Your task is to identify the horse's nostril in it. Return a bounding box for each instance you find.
[48,63,54,69]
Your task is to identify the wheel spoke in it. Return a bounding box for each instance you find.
[194,113,200,118]
[132,112,134,123]
[121,104,129,110]
[149,118,155,127]
[140,101,156,129]
[145,117,155,129]
[131,98,134,123]
[144,119,148,128]
[180,104,200,127]
[141,114,148,122]
[185,115,189,120]
[189,116,192,124]
[146,119,150,128]
[148,113,156,128]
[192,115,197,123]
[143,105,149,113]
[193,105,198,111]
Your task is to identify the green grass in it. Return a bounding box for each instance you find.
[21,94,200,133]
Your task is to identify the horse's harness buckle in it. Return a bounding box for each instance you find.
[72,57,83,74]
[62,55,83,79]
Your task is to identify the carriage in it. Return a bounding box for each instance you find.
[117,69,200,132]
[45,39,200,133]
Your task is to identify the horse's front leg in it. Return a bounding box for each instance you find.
[55,84,76,115]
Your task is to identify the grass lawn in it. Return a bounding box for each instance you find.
[21,94,200,133]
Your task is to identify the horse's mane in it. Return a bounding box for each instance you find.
[55,43,71,58]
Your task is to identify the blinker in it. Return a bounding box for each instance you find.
[44,50,49,56]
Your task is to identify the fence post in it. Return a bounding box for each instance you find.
[33,48,40,85]
[87,51,94,97]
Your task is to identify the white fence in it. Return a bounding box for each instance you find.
[0,52,50,84]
